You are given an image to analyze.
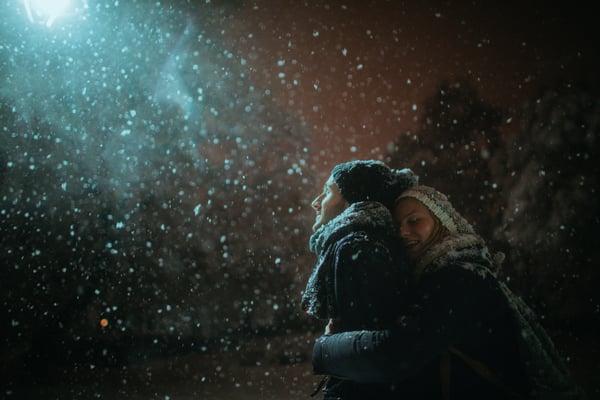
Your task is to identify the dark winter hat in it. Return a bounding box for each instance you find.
[331,160,418,209]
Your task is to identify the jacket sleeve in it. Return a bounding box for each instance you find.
[314,264,503,383]
[312,314,439,383]
[312,330,398,383]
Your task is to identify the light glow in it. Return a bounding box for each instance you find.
[23,0,87,27]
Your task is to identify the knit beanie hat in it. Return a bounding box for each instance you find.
[396,185,475,235]
[331,160,418,209]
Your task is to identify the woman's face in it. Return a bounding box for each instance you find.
[394,197,437,260]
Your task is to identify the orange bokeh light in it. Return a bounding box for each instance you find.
[100,318,108,327]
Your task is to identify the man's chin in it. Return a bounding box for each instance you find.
[311,220,322,232]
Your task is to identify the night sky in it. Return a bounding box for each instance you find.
[2,1,597,173]
[213,0,598,172]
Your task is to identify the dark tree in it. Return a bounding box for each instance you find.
[388,80,505,239]
[496,81,600,325]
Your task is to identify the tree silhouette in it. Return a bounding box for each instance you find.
[496,81,600,324]
[388,79,504,239]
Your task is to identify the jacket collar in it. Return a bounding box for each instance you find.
[309,201,394,255]
[413,233,496,282]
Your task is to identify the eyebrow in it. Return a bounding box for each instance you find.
[401,209,419,218]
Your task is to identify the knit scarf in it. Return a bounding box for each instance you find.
[302,201,395,319]
[413,232,494,282]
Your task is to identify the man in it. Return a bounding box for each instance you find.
[302,160,417,399]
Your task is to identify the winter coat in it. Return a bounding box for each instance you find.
[302,201,409,399]
[312,233,532,399]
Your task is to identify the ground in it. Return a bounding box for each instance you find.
[9,332,322,400]
[7,329,599,399]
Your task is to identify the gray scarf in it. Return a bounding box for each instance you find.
[302,201,395,319]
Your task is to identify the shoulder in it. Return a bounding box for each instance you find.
[418,243,499,290]
[334,229,395,258]
[418,258,506,312]
[423,261,493,286]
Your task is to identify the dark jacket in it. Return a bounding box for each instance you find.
[312,234,531,399]
[302,201,409,399]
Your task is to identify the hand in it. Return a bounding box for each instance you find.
[324,318,334,335]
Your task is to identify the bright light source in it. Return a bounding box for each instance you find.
[23,0,87,27]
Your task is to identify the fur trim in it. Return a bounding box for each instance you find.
[413,233,492,282]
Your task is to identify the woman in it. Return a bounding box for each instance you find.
[312,185,534,399]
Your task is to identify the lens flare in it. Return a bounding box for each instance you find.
[22,0,87,27]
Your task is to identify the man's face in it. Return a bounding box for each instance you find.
[311,177,349,232]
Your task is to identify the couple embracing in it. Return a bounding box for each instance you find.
[301,160,584,400]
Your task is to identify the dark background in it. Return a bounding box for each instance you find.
[1,0,598,398]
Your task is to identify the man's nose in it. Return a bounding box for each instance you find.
[311,196,321,210]
[310,194,323,210]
